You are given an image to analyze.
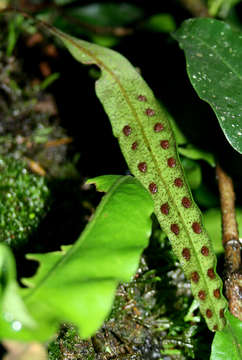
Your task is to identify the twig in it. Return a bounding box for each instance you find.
[44,137,73,148]
[178,0,210,17]
[1,5,133,37]
[59,12,133,37]
[216,164,242,320]
[216,165,241,272]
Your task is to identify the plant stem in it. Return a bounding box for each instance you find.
[216,165,241,272]
[216,164,242,320]
[178,0,210,17]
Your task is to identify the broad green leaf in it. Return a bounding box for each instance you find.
[43,24,228,331]
[0,244,35,339]
[173,18,242,154]
[0,176,153,340]
[211,311,242,360]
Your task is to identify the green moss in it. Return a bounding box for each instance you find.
[48,323,95,360]
[0,156,50,248]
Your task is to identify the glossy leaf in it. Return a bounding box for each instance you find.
[45,24,228,331]
[0,175,153,340]
[173,18,242,154]
[211,311,242,360]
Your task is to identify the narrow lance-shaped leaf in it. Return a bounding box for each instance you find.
[43,23,227,331]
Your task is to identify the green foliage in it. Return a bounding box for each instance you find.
[0,157,50,248]
[160,108,215,166]
[193,184,220,209]
[180,158,202,190]
[143,13,176,33]
[204,207,242,254]
[0,243,36,338]
[53,0,79,5]
[48,323,95,359]
[6,14,24,56]
[52,2,144,46]
[39,73,60,91]
[208,0,241,17]
[169,114,188,146]
[211,311,242,359]
[203,208,224,255]
[178,145,215,167]
[44,24,228,331]
[0,175,153,340]
[173,18,242,154]
[65,3,144,27]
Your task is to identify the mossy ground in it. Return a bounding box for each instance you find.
[0,156,50,248]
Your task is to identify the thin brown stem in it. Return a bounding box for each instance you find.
[216,164,242,320]
[216,164,241,272]
[178,0,210,17]
[59,11,133,37]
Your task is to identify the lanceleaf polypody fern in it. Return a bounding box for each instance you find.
[46,24,227,331]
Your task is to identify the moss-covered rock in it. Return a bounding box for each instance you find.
[0,156,50,248]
